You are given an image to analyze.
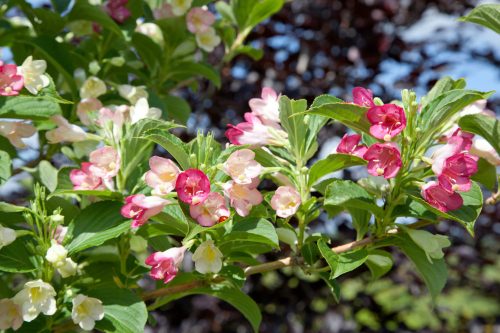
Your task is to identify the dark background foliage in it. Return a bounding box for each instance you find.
[151,0,500,332]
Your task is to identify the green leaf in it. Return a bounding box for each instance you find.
[0,136,16,158]
[365,250,393,280]
[231,0,256,28]
[131,32,162,75]
[458,113,500,155]
[310,94,343,108]
[0,95,61,119]
[395,233,447,299]
[324,179,383,217]
[420,77,466,110]
[67,1,123,36]
[395,182,483,236]
[0,150,11,186]
[38,160,58,192]
[0,202,28,213]
[141,131,190,170]
[219,218,279,254]
[67,201,129,254]
[149,204,190,237]
[0,238,37,273]
[87,286,147,333]
[404,228,450,262]
[319,272,340,302]
[349,208,371,241]
[234,45,264,60]
[215,1,237,24]
[50,189,123,200]
[162,95,191,124]
[471,157,497,191]
[279,96,309,159]
[317,239,368,279]
[308,153,367,186]
[306,102,371,134]
[167,61,221,88]
[459,4,500,34]
[246,0,285,29]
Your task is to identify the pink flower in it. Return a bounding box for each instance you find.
[0,121,36,148]
[145,246,186,283]
[89,146,120,178]
[153,3,175,19]
[190,192,229,227]
[105,0,130,24]
[121,194,169,228]
[366,104,406,141]
[175,169,211,205]
[363,143,402,179]
[45,116,87,144]
[421,181,463,212]
[145,156,180,195]
[248,87,280,123]
[186,8,215,34]
[0,62,23,96]
[70,162,104,190]
[352,87,375,107]
[270,186,301,218]
[97,105,128,127]
[77,98,103,126]
[223,149,262,185]
[438,152,478,192]
[53,225,68,245]
[336,134,368,157]
[223,179,263,217]
[225,112,287,146]
[432,129,473,176]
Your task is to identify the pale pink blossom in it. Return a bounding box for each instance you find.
[53,225,68,244]
[421,181,463,212]
[336,134,368,158]
[97,105,128,127]
[89,146,120,178]
[145,246,186,283]
[223,149,262,185]
[145,156,180,195]
[248,87,280,123]
[186,8,215,34]
[366,104,406,141]
[271,186,301,218]
[0,121,36,148]
[363,143,402,179]
[225,112,287,146]
[121,194,169,228]
[175,169,211,205]
[153,3,175,19]
[45,116,87,144]
[77,98,103,126]
[190,192,229,227]
[0,298,23,331]
[0,61,23,96]
[352,87,375,107]
[105,0,130,24]
[70,162,104,190]
[223,179,263,217]
[470,138,500,166]
[195,27,221,52]
[437,152,478,192]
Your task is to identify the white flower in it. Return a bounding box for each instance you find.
[170,0,192,16]
[0,226,16,250]
[0,298,23,330]
[192,240,223,274]
[13,280,56,322]
[88,61,101,75]
[80,76,106,99]
[45,240,68,266]
[18,56,50,95]
[57,258,77,278]
[71,294,104,331]
[118,84,149,104]
[129,98,162,124]
[45,116,87,144]
[135,22,164,47]
[195,27,221,52]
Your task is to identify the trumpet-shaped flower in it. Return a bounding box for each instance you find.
[71,295,104,331]
[45,240,68,266]
[186,7,215,33]
[192,240,223,274]
[0,299,23,331]
[438,152,478,192]
[421,181,463,212]
[80,76,106,99]
[77,98,103,126]
[129,98,162,124]
[18,56,49,95]
[153,3,174,19]
[175,169,211,205]
[145,156,180,195]
[0,62,23,96]
[336,134,368,157]
[352,87,375,107]
[189,192,229,227]
[117,84,148,104]
[195,27,221,52]
[89,146,120,178]
[121,194,169,228]
[57,258,78,278]
[97,105,127,129]
[471,137,500,166]
[45,116,87,144]
[366,104,406,141]
[70,162,104,190]
[0,121,36,148]
[223,179,262,217]
[170,0,192,16]
[13,280,56,322]
[223,149,262,185]
[271,186,302,218]
[0,226,16,250]
[225,112,288,146]
[363,143,402,179]
[248,87,281,123]
[105,0,130,24]
[145,246,186,283]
